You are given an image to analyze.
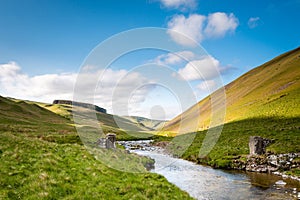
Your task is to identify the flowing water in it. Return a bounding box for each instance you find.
[118,140,300,200]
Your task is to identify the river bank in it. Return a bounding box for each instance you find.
[152,139,300,182]
[118,140,300,200]
[232,153,300,182]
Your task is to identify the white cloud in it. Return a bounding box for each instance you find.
[153,51,196,65]
[167,14,206,46]
[103,74,156,116]
[167,13,239,46]
[0,62,77,100]
[197,80,217,91]
[204,12,239,38]
[0,62,154,115]
[159,0,197,11]
[177,55,220,81]
[248,17,260,29]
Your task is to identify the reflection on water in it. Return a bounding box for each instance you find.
[246,171,300,189]
[129,146,299,200]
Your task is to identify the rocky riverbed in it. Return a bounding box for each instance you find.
[232,153,300,182]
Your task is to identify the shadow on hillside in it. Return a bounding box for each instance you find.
[168,116,300,166]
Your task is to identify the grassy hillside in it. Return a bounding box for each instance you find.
[0,96,192,199]
[8,97,166,140]
[163,47,300,132]
[161,47,300,170]
[170,117,300,169]
[6,99,155,140]
[0,96,80,144]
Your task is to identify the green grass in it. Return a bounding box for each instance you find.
[0,96,193,199]
[166,117,300,169]
[0,132,192,199]
[285,168,300,177]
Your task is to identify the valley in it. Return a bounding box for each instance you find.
[0,47,299,199]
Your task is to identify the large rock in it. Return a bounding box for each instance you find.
[105,133,116,149]
[249,136,272,155]
[97,133,116,149]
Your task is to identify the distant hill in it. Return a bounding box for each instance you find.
[163,47,300,133]
[123,116,166,131]
[1,97,155,140]
[39,102,157,132]
[53,99,107,114]
[0,96,72,127]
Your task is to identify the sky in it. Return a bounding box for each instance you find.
[0,0,299,120]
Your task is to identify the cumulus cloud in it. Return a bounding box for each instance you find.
[248,17,260,28]
[197,80,217,91]
[167,13,239,46]
[0,62,76,101]
[104,74,156,116]
[167,14,206,46]
[204,12,239,38]
[153,51,196,65]
[159,0,197,11]
[0,62,154,115]
[177,55,220,81]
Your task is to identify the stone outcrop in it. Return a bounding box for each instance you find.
[53,100,106,113]
[230,136,300,175]
[245,155,278,173]
[105,133,116,149]
[249,136,272,155]
[97,133,116,149]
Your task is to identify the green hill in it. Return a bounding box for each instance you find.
[0,96,80,144]
[163,47,300,132]
[161,47,300,170]
[38,102,159,132]
[6,98,157,140]
[0,96,192,199]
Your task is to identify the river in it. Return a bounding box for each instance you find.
[118,140,300,200]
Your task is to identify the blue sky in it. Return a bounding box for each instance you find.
[0,0,299,119]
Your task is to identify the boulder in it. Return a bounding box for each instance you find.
[97,133,116,149]
[249,136,272,155]
[105,133,116,149]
